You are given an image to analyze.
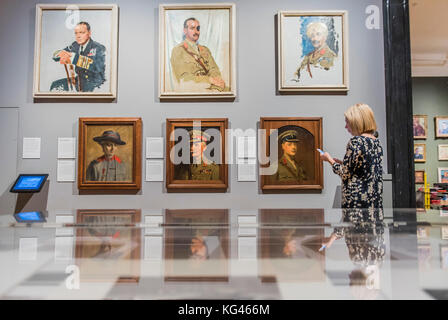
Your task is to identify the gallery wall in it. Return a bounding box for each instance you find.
[0,0,387,211]
[413,77,448,185]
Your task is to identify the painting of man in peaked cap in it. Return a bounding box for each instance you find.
[174,129,220,181]
[269,126,307,183]
[86,130,131,181]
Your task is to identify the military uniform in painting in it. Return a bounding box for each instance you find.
[296,44,337,81]
[270,129,307,183]
[85,130,130,182]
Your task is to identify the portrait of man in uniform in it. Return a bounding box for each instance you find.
[260,118,323,192]
[33,4,118,98]
[278,11,348,92]
[166,118,228,191]
[51,21,106,92]
[174,129,220,181]
[160,4,236,99]
[86,130,130,182]
[170,18,227,92]
[269,127,307,183]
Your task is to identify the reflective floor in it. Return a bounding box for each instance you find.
[0,208,447,300]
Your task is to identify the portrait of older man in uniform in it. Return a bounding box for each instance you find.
[270,128,306,183]
[295,21,337,82]
[170,17,227,92]
[86,130,130,181]
[174,129,220,181]
[51,21,106,92]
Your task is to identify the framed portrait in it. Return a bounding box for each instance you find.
[438,168,448,183]
[413,115,427,139]
[159,3,236,100]
[439,144,448,160]
[277,11,349,93]
[413,143,426,163]
[260,117,323,192]
[415,170,425,184]
[78,118,142,190]
[258,209,325,283]
[75,209,141,283]
[166,118,228,192]
[164,209,229,281]
[435,116,448,138]
[33,4,118,99]
[442,226,448,240]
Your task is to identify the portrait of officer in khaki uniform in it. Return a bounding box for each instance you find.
[270,128,306,183]
[174,129,220,180]
[295,22,337,81]
[86,130,130,182]
[170,18,228,92]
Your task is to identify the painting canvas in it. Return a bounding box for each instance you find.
[415,170,425,184]
[413,115,427,139]
[438,144,448,160]
[166,118,228,192]
[78,118,142,190]
[260,117,323,192]
[278,11,348,92]
[164,209,229,281]
[438,168,448,183]
[258,209,325,282]
[75,209,141,282]
[414,144,426,163]
[159,3,236,99]
[33,4,118,98]
[435,116,448,138]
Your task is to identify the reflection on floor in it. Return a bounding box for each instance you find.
[0,208,447,300]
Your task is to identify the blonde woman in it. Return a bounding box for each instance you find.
[320,103,384,248]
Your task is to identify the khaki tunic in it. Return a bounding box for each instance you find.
[296,44,337,79]
[174,162,220,180]
[270,155,306,183]
[170,40,227,91]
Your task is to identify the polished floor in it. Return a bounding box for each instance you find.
[0,208,447,300]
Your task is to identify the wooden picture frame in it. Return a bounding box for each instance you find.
[260,117,323,193]
[415,170,425,184]
[164,209,229,282]
[277,11,349,93]
[435,116,448,138]
[438,167,448,183]
[33,4,118,99]
[75,209,141,283]
[78,117,142,190]
[439,144,448,160]
[413,115,427,139]
[159,3,236,100]
[258,209,325,283]
[413,143,426,163]
[166,118,228,192]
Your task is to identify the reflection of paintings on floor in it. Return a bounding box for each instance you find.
[164,209,229,281]
[75,209,141,283]
[258,209,325,282]
[418,245,431,271]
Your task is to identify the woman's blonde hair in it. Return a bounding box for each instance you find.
[344,103,377,136]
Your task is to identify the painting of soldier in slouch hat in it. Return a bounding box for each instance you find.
[78,118,142,191]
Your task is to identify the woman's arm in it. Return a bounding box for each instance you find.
[330,138,364,180]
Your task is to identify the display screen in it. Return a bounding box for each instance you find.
[10,174,48,193]
[14,211,46,223]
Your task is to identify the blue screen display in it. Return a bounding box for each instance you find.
[13,176,45,191]
[16,211,43,222]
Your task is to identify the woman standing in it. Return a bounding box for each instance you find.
[320,103,384,247]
